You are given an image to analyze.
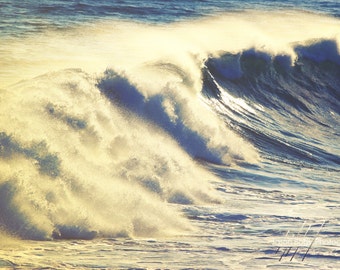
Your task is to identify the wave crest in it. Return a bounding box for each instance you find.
[203,39,340,167]
[0,69,222,240]
[97,69,258,165]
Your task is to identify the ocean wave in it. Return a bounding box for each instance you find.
[0,69,223,240]
[203,39,340,167]
[1,11,339,240]
[97,69,258,165]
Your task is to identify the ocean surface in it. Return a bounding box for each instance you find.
[0,0,339,269]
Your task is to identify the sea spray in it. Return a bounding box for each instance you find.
[1,10,339,241]
[0,68,224,240]
[97,68,259,164]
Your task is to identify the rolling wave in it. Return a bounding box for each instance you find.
[0,11,339,240]
[203,39,340,167]
[0,69,226,240]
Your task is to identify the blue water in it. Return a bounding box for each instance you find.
[1,0,339,36]
[0,0,339,269]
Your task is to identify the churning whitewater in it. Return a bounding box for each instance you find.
[1,10,339,240]
[0,3,339,268]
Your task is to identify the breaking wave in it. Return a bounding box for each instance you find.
[0,10,339,240]
[203,39,340,167]
[0,69,226,240]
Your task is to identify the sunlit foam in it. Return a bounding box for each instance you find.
[0,10,339,240]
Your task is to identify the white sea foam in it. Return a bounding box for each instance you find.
[1,10,339,240]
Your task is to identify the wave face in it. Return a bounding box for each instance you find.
[204,39,340,168]
[0,10,340,240]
